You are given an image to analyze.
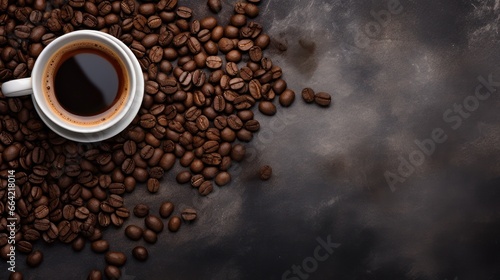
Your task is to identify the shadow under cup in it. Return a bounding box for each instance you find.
[33,32,136,133]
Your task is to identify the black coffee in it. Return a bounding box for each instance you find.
[53,48,124,116]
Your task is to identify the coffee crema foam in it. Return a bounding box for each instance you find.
[42,40,130,127]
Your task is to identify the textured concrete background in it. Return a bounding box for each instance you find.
[3,0,500,279]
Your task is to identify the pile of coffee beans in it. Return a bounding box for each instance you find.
[0,0,332,279]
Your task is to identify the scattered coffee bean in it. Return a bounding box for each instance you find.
[9,272,23,280]
[132,246,149,261]
[26,250,43,267]
[105,251,127,267]
[159,201,175,218]
[181,208,197,221]
[314,92,331,107]
[207,0,221,13]
[259,165,272,180]
[301,88,315,103]
[91,240,109,253]
[168,216,181,232]
[145,215,164,233]
[143,229,157,244]
[133,204,150,218]
[125,225,143,241]
[87,270,102,280]
[104,265,121,280]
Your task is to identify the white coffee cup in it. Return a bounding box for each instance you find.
[1,30,143,143]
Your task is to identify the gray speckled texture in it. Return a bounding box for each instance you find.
[3,0,500,279]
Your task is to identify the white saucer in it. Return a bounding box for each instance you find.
[34,31,144,143]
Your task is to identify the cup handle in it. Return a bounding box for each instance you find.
[1,78,33,97]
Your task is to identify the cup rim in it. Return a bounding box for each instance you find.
[31,30,137,134]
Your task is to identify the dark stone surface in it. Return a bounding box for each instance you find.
[3,0,500,279]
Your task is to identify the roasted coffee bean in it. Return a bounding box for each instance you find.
[176,171,192,184]
[227,115,243,130]
[314,92,331,107]
[301,88,315,103]
[9,271,23,280]
[110,213,124,227]
[258,101,277,116]
[91,240,109,253]
[104,265,121,280]
[34,219,50,231]
[168,216,181,232]
[125,225,143,241]
[207,0,221,13]
[18,241,33,254]
[230,144,246,162]
[234,2,247,13]
[143,229,157,244]
[244,120,260,132]
[130,42,146,58]
[259,165,272,180]
[145,215,164,233]
[159,201,174,218]
[206,56,222,69]
[24,229,40,242]
[279,89,295,107]
[176,6,192,18]
[147,178,160,193]
[107,194,124,208]
[132,246,148,261]
[198,180,213,196]
[98,213,111,227]
[121,158,135,175]
[87,270,102,280]
[215,171,231,186]
[26,250,43,267]
[181,208,197,221]
[34,205,49,219]
[255,34,271,49]
[108,183,125,195]
[72,237,86,252]
[134,204,150,218]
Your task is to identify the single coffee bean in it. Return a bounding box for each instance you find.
[259,165,272,180]
[145,215,164,233]
[125,225,143,241]
[69,234,86,251]
[168,216,181,232]
[18,241,33,254]
[75,206,90,220]
[105,251,127,267]
[26,250,43,267]
[34,205,49,219]
[199,181,213,196]
[314,92,331,107]
[176,171,192,184]
[9,271,23,280]
[258,101,277,116]
[147,178,160,193]
[104,265,121,280]
[115,207,130,219]
[279,89,295,107]
[159,201,174,218]
[132,246,148,261]
[176,6,192,18]
[206,56,222,69]
[207,0,221,13]
[181,208,197,221]
[143,229,157,244]
[91,240,109,253]
[215,171,231,186]
[301,87,315,103]
[230,144,246,162]
[87,270,102,280]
